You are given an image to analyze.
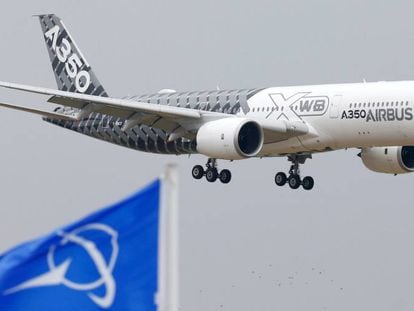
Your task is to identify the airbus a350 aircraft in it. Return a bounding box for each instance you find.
[1,14,414,191]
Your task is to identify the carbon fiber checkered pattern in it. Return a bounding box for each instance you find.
[38,15,263,155]
[130,88,261,115]
[45,89,261,155]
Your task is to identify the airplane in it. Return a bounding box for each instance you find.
[1,14,414,191]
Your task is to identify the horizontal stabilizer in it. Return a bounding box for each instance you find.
[0,102,77,121]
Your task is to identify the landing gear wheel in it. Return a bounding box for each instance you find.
[288,175,301,190]
[275,172,287,186]
[302,176,314,191]
[219,169,232,184]
[192,165,204,180]
[206,168,218,183]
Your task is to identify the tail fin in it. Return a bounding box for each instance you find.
[37,14,108,97]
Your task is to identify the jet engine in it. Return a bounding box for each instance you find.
[360,146,414,174]
[196,118,264,160]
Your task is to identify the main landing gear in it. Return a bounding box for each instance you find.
[192,159,232,184]
[275,154,315,191]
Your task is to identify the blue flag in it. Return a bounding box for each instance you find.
[0,180,161,310]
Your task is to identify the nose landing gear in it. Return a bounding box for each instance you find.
[192,159,232,184]
[274,154,315,191]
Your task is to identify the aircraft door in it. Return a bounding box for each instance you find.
[330,95,342,118]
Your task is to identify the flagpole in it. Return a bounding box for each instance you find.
[157,163,180,311]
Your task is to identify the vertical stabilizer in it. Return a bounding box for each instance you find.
[37,14,108,97]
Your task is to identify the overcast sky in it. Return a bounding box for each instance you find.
[1,1,414,310]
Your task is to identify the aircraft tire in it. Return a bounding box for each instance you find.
[219,169,232,184]
[275,172,287,186]
[206,168,218,183]
[192,165,204,179]
[288,175,301,190]
[302,176,314,191]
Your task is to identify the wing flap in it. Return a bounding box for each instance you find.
[48,96,135,119]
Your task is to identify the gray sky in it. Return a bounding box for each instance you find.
[1,1,414,310]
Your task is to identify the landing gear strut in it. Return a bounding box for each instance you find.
[192,159,232,184]
[274,154,315,190]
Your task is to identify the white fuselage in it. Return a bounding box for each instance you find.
[244,81,414,156]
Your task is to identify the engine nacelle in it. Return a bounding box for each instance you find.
[360,146,414,174]
[196,118,264,160]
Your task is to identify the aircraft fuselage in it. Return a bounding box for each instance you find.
[46,81,414,157]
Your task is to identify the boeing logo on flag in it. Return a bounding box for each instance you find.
[3,223,119,309]
[0,179,165,311]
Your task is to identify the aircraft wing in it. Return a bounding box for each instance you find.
[0,81,308,143]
